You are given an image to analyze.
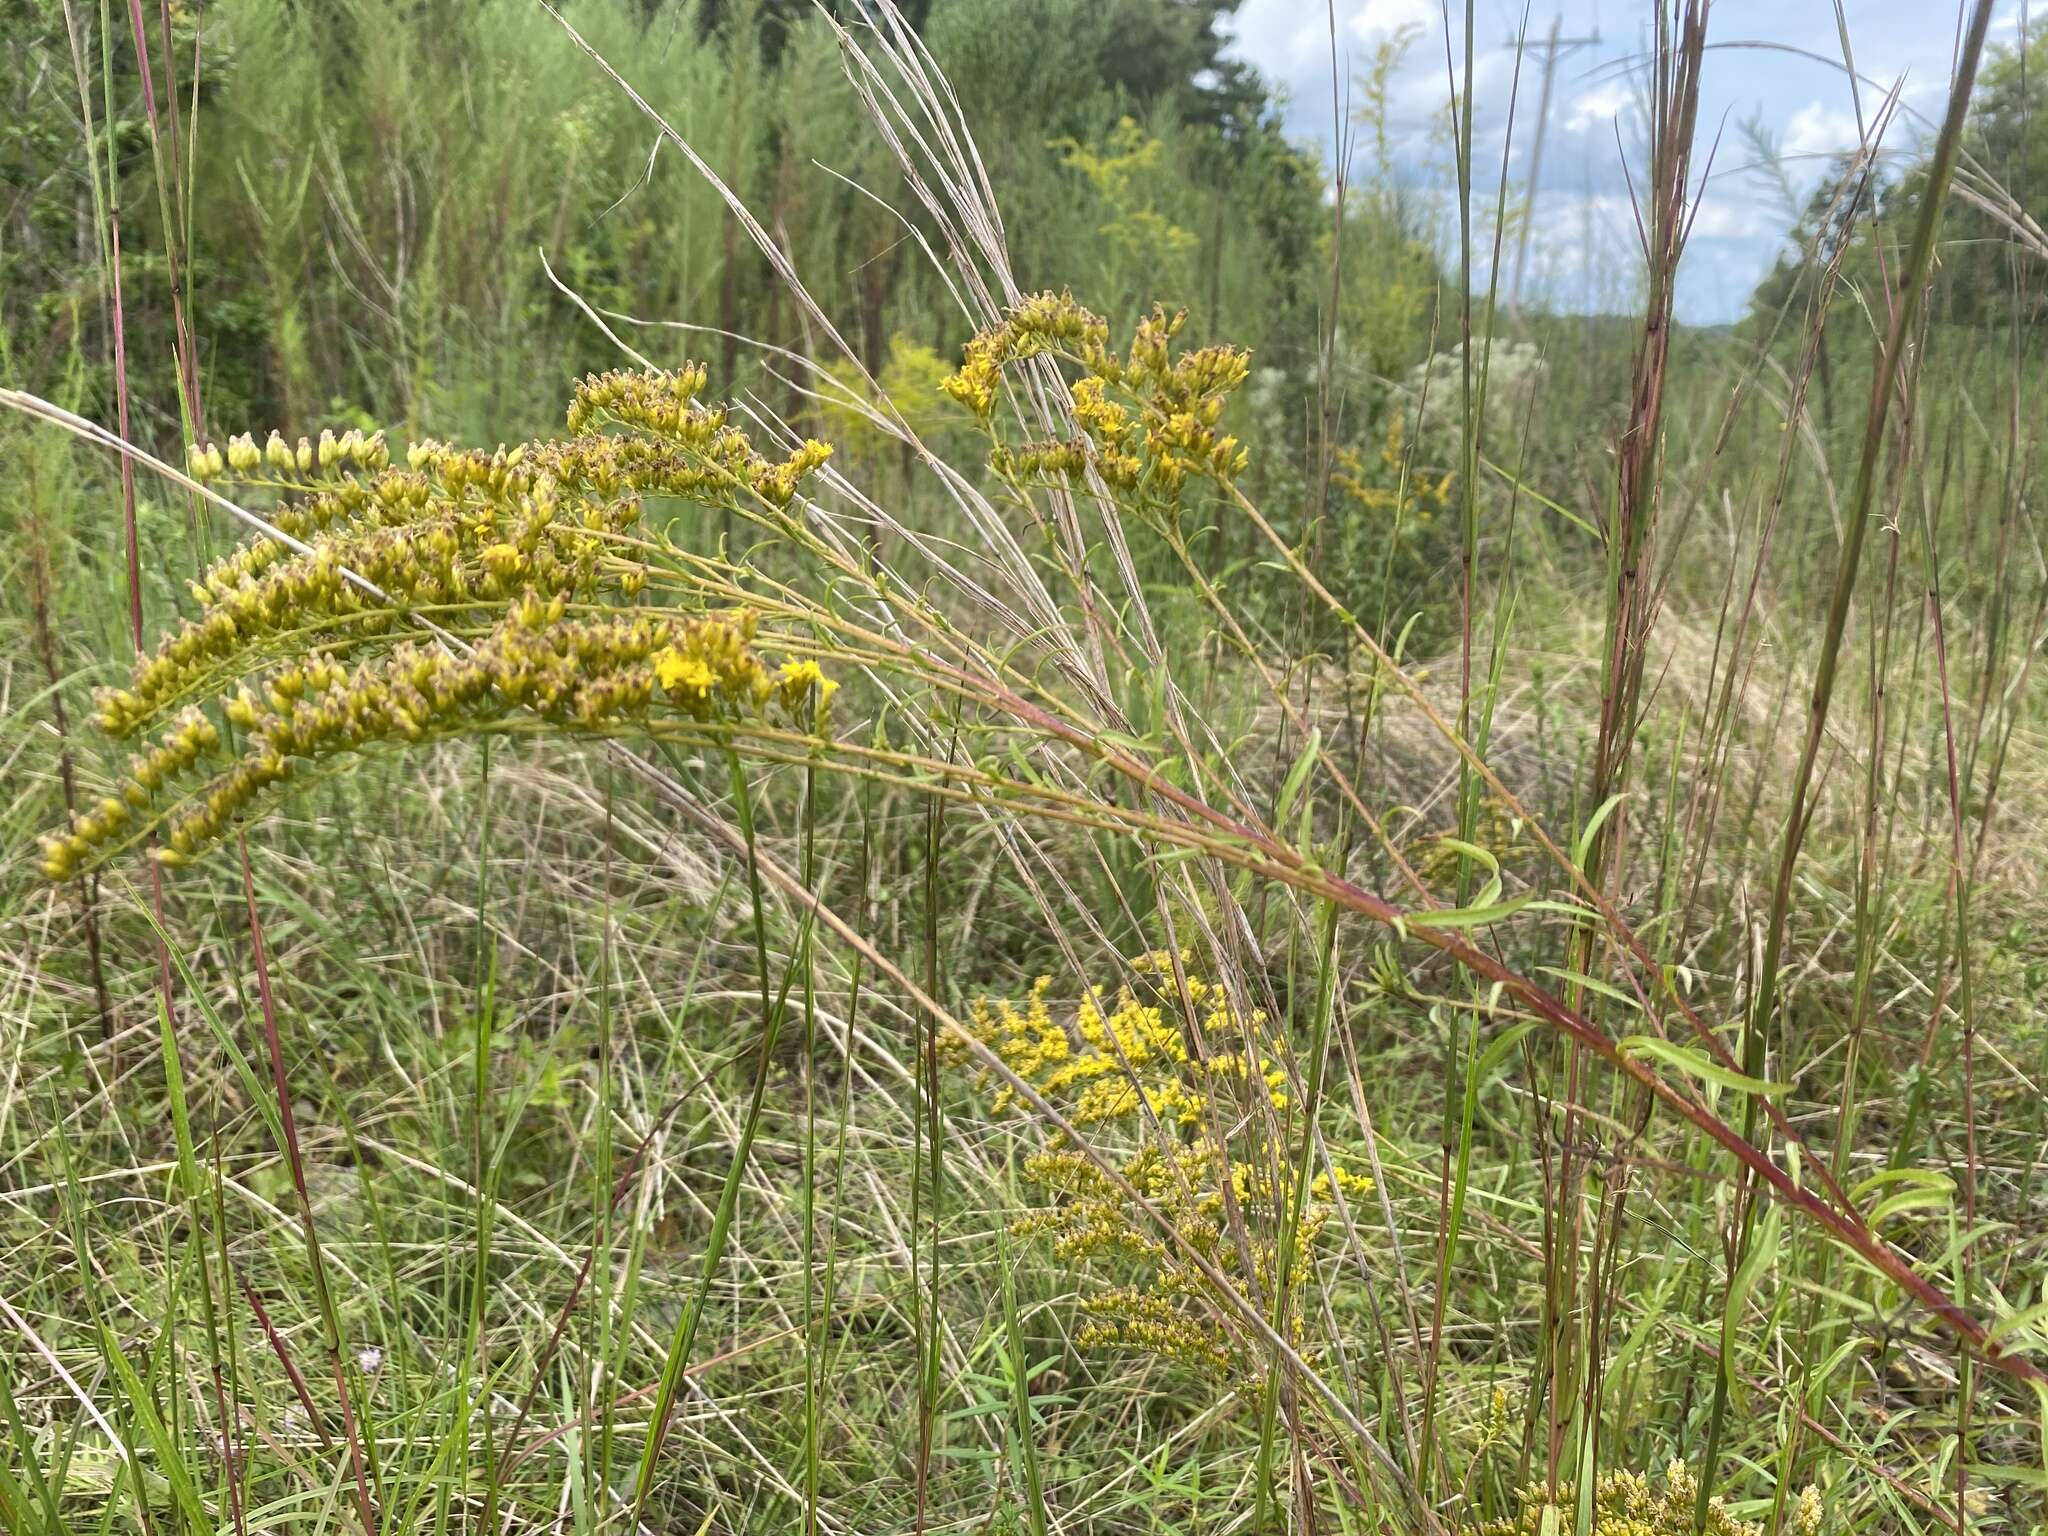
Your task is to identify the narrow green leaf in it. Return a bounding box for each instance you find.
[1619,1035,1790,1096]
[1407,892,1531,929]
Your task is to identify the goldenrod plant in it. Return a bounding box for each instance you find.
[946,953,1370,1382]
[41,367,835,879]
[1473,1463,1823,1536]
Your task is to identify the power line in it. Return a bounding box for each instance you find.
[1506,15,1603,316]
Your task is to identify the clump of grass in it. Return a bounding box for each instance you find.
[22,273,2044,1530]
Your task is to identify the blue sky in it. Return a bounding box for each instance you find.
[1218,1,2036,323]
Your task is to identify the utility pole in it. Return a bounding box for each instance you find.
[1507,15,1602,318]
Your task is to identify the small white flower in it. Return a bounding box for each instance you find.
[356,1346,383,1375]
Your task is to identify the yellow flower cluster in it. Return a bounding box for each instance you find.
[564,364,711,435]
[1479,1382,1519,1447]
[560,367,833,508]
[97,472,648,739]
[188,426,391,483]
[1332,413,1454,522]
[1075,1285,1236,1376]
[44,605,818,877]
[946,952,1371,1383]
[1473,1462,1819,1536]
[987,439,1089,483]
[938,290,1114,419]
[942,294,1252,501]
[42,369,838,880]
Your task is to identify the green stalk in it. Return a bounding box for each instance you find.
[1698,4,1998,1522]
[1000,1218,1049,1536]
[914,742,950,1533]
[632,746,794,1515]
[0,1352,55,1534]
[1257,894,1344,1532]
[814,773,872,1479]
[591,767,618,1523]
[1423,0,1481,1499]
[799,740,822,1536]
[154,989,244,1536]
[465,737,501,1531]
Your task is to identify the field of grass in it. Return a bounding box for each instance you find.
[3,1,2048,1533]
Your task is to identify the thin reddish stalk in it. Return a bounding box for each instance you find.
[243,854,379,1535]
[114,13,248,1527]
[239,1279,336,1452]
[123,0,205,443]
[1924,549,1979,1520]
[96,32,216,1531]
[933,663,2047,1387]
[110,239,142,651]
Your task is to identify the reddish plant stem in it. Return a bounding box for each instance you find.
[239,1279,336,1453]
[243,853,379,1535]
[943,664,2048,1389]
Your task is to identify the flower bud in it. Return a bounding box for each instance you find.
[41,835,78,882]
[266,430,293,470]
[228,432,261,473]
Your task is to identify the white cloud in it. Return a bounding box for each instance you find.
[1221,0,1352,82]
[1564,80,1635,136]
[1225,0,1494,107]
[1379,49,1518,132]
[1213,0,1950,324]
[1347,0,1437,45]
[1510,192,1645,309]
[1781,101,1861,167]
[1686,195,1770,241]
